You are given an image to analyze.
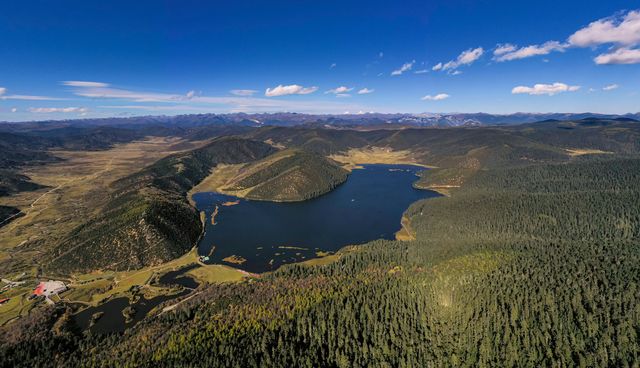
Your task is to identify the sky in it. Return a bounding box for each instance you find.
[1,0,639,121]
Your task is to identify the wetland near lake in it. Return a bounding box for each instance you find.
[193,164,440,273]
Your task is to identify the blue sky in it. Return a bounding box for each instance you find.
[1,0,639,121]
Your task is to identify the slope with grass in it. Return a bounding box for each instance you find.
[45,137,276,274]
[194,148,349,202]
[2,119,640,367]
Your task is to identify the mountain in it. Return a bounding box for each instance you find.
[209,148,349,201]
[3,119,640,367]
[45,137,276,273]
[3,112,638,131]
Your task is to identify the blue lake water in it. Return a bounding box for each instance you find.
[192,164,440,273]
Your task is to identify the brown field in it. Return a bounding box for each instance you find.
[222,255,247,265]
[0,136,204,278]
[395,215,416,241]
[188,163,247,202]
[565,148,613,156]
[186,264,245,284]
[329,146,435,170]
[0,137,212,324]
[189,150,301,201]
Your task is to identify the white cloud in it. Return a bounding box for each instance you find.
[594,47,640,64]
[568,10,640,47]
[493,10,640,65]
[3,95,63,101]
[435,47,484,72]
[414,69,428,74]
[326,86,353,94]
[391,60,415,76]
[265,84,318,97]
[0,87,63,101]
[450,70,463,76]
[330,63,337,69]
[566,10,640,65]
[603,84,619,91]
[185,90,196,99]
[421,93,450,101]
[68,82,366,114]
[29,107,88,113]
[357,88,374,94]
[493,41,567,62]
[62,81,110,88]
[335,94,351,98]
[512,82,581,96]
[11,108,17,113]
[230,89,257,96]
[494,44,517,56]
[67,83,184,102]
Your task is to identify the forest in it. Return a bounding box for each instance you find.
[45,137,276,273]
[1,120,639,366]
[222,149,349,202]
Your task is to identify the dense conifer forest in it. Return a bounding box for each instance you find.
[1,119,640,367]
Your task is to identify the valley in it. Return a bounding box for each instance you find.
[0,117,639,367]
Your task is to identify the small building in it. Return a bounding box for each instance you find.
[33,280,67,298]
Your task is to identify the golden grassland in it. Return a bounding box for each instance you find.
[0,137,225,324]
[395,215,416,241]
[188,149,299,201]
[0,285,37,325]
[565,148,613,156]
[300,254,340,267]
[188,163,247,203]
[186,265,245,284]
[329,146,436,171]
[0,247,247,325]
[67,248,201,305]
[414,184,458,197]
[222,255,247,265]
[0,137,205,280]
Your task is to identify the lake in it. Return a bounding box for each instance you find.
[192,164,440,273]
[73,265,198,334]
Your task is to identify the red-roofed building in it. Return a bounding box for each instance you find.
[32,280,67,298]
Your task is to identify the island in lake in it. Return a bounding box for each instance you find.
[193,164,440,273]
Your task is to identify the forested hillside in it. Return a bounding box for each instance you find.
[45,138,276,273]
[4,153,640,367]
[1,119,640,367]
[210,148,349,201]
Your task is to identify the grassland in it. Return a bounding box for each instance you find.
[43,137,275,273]
[4,119,640,367]
[329,146,435,170]
[185,265,245,284]
[565,148,613,156]
[190,148,349,202]
[0,137,204,279]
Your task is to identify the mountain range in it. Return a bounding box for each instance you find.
[2,112,639,130]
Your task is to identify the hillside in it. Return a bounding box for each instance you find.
[4,146,640,367]
[44,137,276,273]
[2,119,640,366]
[194,148,349,201]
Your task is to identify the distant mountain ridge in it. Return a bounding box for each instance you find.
[2,112,639,130]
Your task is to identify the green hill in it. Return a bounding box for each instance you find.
[3,119,640,367]
[213,148,349,201]
[45,137,276,273]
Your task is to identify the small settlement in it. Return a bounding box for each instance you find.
[31,280,67,304]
